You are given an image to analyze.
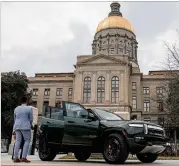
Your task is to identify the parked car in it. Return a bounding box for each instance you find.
[38,101,167,164]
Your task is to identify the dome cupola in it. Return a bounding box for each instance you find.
[92,1,138,64]
[96,2,134,33]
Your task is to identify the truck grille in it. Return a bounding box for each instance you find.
[147,125,164,137]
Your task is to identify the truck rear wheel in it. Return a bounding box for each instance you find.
[38,133,56,161]
[103,133,129,164]
[74,152,91,161]
[136,153,158,163]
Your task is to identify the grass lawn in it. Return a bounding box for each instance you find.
[60,154,179,160]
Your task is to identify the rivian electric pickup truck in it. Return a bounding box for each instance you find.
[38,101,167,164]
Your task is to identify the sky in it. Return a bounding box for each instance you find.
[1,1,179,77]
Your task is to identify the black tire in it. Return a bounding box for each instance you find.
[136,153,158,163]
[102,133,129,164]
[74,152,91,161]
[38,133,56,161]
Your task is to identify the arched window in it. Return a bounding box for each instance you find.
[111,76,119,103]
[97,76,105,103]
[83,77,91,103]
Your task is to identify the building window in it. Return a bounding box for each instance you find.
[156,87,163,95]
[83,77,91,103]
[43,101,49,115]
[144,118,151,122]
[44,88,50,96]
[131,115,137,120]
[132,82,136,90]
[97,76,105,103]
[144,100,150,112]
[157,101,164,111]
[55,100,62,107]
[132,96,137,109]
[32,89,38,96]
[110,48,115,54]
[111,76,119,103]
[143,87,149,95]
[56,88,63,96]
[68,88,72,97]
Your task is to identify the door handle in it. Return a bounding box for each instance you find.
[68,121,75,123]
[84,119,92,123]
[47,121,54,124]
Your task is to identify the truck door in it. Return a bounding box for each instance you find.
[41,106,65,144]
[62,102,99,146]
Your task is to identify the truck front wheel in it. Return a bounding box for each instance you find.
[38,133,56,161]
[103,133,129,164]
[136,153,158,163]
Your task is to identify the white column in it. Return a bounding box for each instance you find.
[49,87,56,107]
[62,86,69,101]
[73,73,78,102]
[78,71,83,103]
[105,71,110,103]
[124,66,129,104]
[91,71,97,103]
[37,87,45,114]
[120,73,124,103]
[73,71,83,103]
[72,75,75,102]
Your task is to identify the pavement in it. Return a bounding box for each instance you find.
[1,153,179,166]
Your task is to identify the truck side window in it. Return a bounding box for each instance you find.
[45,107,64,120]
[51,108,64,120]
[65,102,88,119]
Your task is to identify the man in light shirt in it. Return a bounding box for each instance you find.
[13,96,33,163]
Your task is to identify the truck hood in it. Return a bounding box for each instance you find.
[100,120,162,128]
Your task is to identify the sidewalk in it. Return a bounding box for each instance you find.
[1,153,66,166]
[1,152,40,160]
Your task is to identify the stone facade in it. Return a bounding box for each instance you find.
[28,2,170,124]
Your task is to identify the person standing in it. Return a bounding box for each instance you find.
[13,96,33,163]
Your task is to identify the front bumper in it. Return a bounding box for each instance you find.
[139,145,165,154]
[127,136,166,154]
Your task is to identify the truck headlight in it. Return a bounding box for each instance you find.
[128,124,143,127]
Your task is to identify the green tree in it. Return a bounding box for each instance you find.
[1,71,30,140]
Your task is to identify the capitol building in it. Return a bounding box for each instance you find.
[28,2,167,124]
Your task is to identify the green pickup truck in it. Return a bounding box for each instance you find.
[38,101,167,164]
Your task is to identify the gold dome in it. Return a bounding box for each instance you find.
[96,15,134,33]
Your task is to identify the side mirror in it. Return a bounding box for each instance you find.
[88,112,96,121]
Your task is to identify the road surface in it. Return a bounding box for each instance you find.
[1,159,179,166]
[1,154,179,166]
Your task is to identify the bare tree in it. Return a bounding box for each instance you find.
[150,30,179,156]
[161,30,179,156]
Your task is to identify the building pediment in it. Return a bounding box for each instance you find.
[77,54,127,66]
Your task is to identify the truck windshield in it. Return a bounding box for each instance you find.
[92,108,123,120]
